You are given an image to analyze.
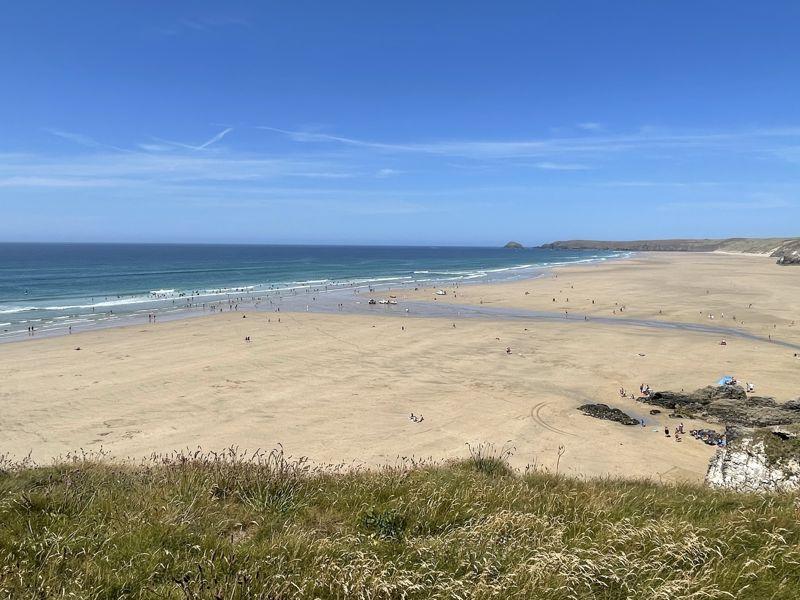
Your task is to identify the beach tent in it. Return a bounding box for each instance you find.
[717,376,734,385]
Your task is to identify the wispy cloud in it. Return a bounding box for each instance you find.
[44,128,131,153]
[0,150,353,189]
[259,124,800,161]
[576,122,604,131]
[9,123,800,222]
[197,127,233,149]
[137,143,173,152]
[152,127,234,151]
[658,198,794,211]
[534,162,592,171]
[257,126,404,152]
[0,176,129,188]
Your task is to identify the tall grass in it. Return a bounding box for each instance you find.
[0,447,798,599]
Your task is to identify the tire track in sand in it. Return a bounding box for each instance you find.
[530,401,577,437]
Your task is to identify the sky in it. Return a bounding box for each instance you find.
[1,1,799,246]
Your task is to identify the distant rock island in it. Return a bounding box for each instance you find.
[503,241,524,249]
[539,238,800,264]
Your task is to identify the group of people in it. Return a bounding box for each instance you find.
[618,384,651,398]
[618,384,730,448]
[408,413,424,423]
[664,422,686,441]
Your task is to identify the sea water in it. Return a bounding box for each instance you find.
[0,243,623,341]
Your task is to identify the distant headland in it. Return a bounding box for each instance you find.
[539,238,800,264]
[503,241,524,249]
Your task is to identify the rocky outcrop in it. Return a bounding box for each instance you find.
[578,403,640,426]
[503,241,524,249]
[637,385,800,491]
[776,250,800,265]
[706,426,800,493]
[638,385,800,427]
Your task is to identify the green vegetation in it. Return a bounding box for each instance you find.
[750,425,800,467]
[540,237,800,255]
[1,447,799,599]
[503,241,524,249]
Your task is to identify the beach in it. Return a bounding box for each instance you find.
[2,252,797,482]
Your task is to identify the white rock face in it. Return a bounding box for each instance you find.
[706,438,800,493]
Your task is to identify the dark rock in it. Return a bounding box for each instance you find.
[640,385,745,410]
[578,403,640,426]
[638,385,800,427]
[649,409,661,415]
[692,427,726,446]
[771,428,798,441]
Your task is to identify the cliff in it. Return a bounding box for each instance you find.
[539,238,800,261]
[707,426,800,493]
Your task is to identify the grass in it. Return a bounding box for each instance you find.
[748,425,800,467]
[1,447,799,599]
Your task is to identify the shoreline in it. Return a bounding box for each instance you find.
[1,252,629,345]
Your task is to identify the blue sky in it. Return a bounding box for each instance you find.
[1,1,799,245]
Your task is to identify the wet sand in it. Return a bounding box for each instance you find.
[2,252,797,482]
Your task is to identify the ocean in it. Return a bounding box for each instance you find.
[0,243,623,341]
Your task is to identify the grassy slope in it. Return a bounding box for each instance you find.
[1,449,799,599]
[540,238,799,255]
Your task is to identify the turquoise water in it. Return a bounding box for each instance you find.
[0,243,623,340]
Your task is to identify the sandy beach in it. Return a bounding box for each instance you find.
[2,252,797,482]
